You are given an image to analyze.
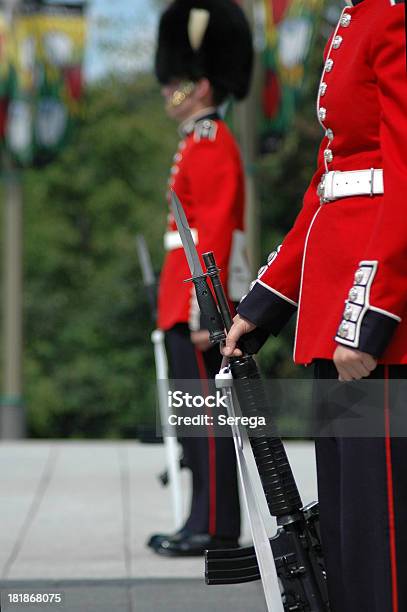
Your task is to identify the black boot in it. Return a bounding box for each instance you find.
[153,533,239,557]
[147,527,189,550]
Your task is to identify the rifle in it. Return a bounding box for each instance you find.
[135,234,184,530]
[171,191,329,612]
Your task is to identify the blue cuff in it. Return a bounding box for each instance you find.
[237,283,297,336]
[336,308,399,358]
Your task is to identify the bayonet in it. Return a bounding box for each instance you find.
[170,190,225,343]
[171,192,204,279]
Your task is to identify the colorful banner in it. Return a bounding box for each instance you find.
[34,4,86,165]
[0,9,11,139]
[261,0,324,153]
[1,1,86,167]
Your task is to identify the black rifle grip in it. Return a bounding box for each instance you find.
[201,252,270,356]
[229,355,302,517]
[238,327,271,355]
[192,275,225,343]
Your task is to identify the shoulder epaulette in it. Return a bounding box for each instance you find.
[193,119,218,143]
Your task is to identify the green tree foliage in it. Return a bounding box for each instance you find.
[22,75,177,437]
[0,9,334,438]
[256,19,329,380]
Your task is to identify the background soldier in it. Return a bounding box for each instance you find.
[148,0,253,556]
[223,1,407,610]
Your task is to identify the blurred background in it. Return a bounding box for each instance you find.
[0,0,343,441]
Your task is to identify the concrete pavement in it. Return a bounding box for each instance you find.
[0,440,318,611]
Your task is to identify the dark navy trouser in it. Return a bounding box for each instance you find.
[165,323,240,539]
[314,360,407,612]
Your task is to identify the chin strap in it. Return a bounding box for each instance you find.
[169,81,196,109]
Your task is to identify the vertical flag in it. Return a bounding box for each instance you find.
[2,1,86,167]
[34,2,86,164]
[0,8,10,139]
[5,5,38,165]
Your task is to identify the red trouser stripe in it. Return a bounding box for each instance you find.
[195,349,217,536]
[384,365,399,612]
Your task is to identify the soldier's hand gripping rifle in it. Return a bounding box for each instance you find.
[170,191,330,612]
[135,234,184,530]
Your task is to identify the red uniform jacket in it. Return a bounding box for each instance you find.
[158,111,248,331]
[238,0,407,364]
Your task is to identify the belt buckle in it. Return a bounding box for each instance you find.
[369,167,374,197]
[317,173,328,203]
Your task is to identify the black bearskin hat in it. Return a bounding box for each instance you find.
[155,0,253,101]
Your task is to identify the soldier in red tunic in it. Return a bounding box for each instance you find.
[148,0,253,556]
[223,1,407,610]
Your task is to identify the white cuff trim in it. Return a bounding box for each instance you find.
[369,305,401,322]
[256,280,298,307]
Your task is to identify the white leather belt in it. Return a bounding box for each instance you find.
[164,229,198,251]
[317,169,384,202]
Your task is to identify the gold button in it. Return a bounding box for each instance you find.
[319,107,327,121]
[338,322,350,338]
[340,13,351,28]
[343,304,353,321]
